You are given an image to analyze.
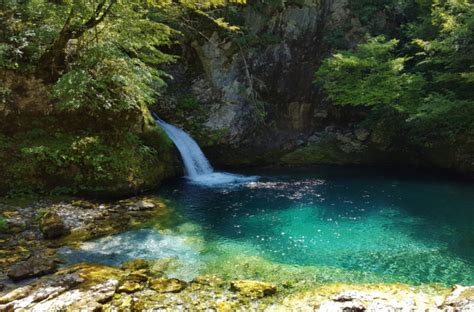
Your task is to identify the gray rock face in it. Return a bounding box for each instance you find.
[159,0,473,175]
[183,0,351,146]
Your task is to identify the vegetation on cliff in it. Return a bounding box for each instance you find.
[0,0,244,196]
[316,0,473,143]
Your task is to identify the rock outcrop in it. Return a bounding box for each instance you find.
[156,0,473,176]
[1,262,472,311]
[7,252,58,282]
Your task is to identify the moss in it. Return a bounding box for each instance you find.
[230,280,277,298]
[280,141,357,165]
[0,216,6,232]
[150,278,187,293]
[121,259,149,272]
[67,263,125,288]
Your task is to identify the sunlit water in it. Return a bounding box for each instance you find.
[61,167,474,286]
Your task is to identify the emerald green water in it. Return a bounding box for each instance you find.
[61,168,474,286]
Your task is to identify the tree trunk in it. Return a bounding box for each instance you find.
[35,30,74,83]
[35,0,116,83]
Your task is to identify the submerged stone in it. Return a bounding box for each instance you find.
[150,278,187,293]
[230,280,277,298]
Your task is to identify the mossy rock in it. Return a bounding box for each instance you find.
[117,280,145,294]
[40,211,69,239]
[150,278,187,293]
[121,259,150,271]
[230,280,277,298]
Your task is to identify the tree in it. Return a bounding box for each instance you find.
[315,36,425,113]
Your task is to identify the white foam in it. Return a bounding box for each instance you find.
[187,172,258,187]
[153,113,258,187]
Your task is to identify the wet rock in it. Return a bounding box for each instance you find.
[150,278,187,293]
[117,270,149,293]
[134,200,156,211]
[40,211,69,239]
[336,132,353,144]
[288,102,312,131]
[192,275,224,288]
[7,253,58,281]
[325,125,337,133]
[217,301,233,312]
[1,211,26,234]
[117,280,144,293]
[0,285,33,304]
[40,279,118,311]
[354,128,370,141]
[121,258,149,271]
[2,264,122,310]
[230,280,277,298]
[308,134,321,144]
[71,199,97,209]
[441,285,474,311]
[319,300,366,311]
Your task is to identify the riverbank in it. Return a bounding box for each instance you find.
[1,195,473,311]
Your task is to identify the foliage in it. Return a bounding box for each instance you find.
[0,216,6,232]
[0,0,245,196]
[0,128,174,196]
[0,0,245,102]
[52,44,165,113]
[316,36,424,111]
[316,0,474,139]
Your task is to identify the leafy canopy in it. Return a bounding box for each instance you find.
[1,0,245,113]
[315,36,424,112]
[316,0,474,136]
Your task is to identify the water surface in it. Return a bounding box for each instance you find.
[61,167,474,286]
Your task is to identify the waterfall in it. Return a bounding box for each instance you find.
[153,113,257,186]
[154,114,213,178]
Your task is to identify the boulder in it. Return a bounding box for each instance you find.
[150,278,187,293]
[40,211,69,239]
[230,280,277,298]
[7,253,58,281]
[134,200,155,211]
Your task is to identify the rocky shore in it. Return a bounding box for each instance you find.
[1,197,473,311]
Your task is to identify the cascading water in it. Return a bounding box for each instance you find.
[153,113,256,186]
